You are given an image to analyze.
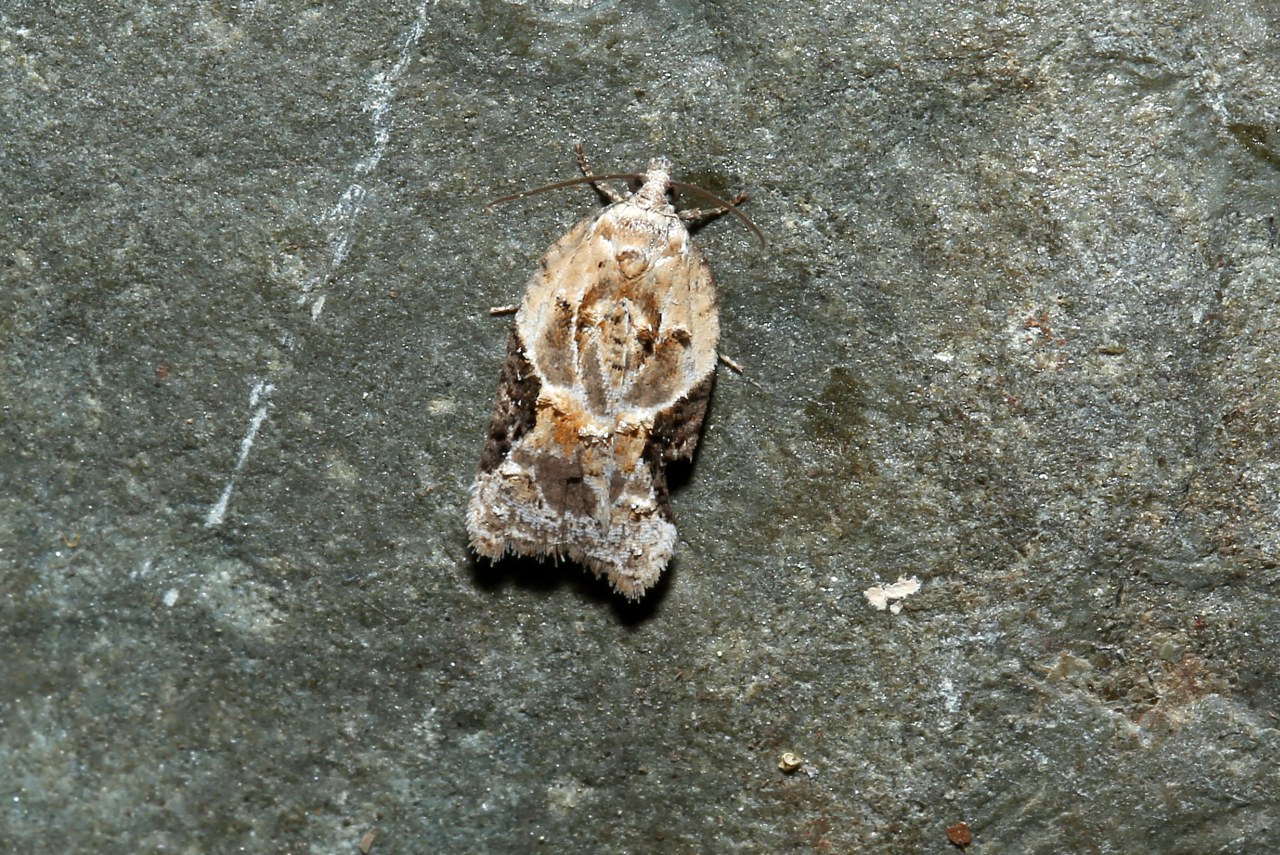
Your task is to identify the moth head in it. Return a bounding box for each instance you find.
[632,159,677,209]
[641,157,677,202]
[645,157,675,173]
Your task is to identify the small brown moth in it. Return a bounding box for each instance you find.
[467,146,758,600]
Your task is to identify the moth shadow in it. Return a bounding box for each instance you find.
[468,551,672,624]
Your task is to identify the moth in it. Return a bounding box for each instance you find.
[467,146,759,600]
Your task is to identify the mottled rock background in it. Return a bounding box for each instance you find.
[3,1,1278,852]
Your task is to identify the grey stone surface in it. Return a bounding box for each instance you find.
[3,1,1278,852]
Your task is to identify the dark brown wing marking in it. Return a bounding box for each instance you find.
[641,371,716,521]
[477,327,543,473]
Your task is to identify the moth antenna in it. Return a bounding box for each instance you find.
[669,180,766,247]
[488,173,645,206]
[489,171,765,247]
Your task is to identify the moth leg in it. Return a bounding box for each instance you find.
[678,191,750,224]
[575,142,627,204]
